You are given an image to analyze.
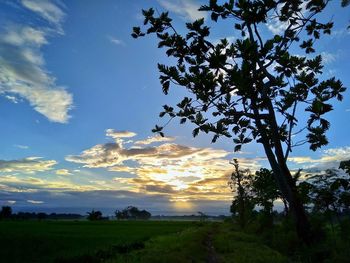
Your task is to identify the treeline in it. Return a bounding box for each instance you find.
[86,206,152,221]
[0,207,83,220]
[0,206,152,221]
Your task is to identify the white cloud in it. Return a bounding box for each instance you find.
[321,51,336,64]
[157,0,207,21]
[0,157,57,173]
[27,199,44,204]
[0,24,73,123]
[21,0,65,33]
[14,144,29,149]
[266,18,288,35]
[288,146,350,170]
[108,36,125,46]
[106,129,137,139]
[5,95,19,104]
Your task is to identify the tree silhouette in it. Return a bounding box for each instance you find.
[115,206,151,220]
[0,206,12,219]
[229,159,254,228]
[133,0,346,244]
[252,168,281,226]
[87,210,103,221]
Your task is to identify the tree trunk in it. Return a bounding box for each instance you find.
[263,145,313,245]
[251,97,313,244]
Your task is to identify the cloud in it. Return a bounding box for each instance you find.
[0,157,57,173]
[27,199,44,204]
[108,36,125,46]
[14,144,29,150]
[55,169,72,176]
[66,129,254,203]
[67,130,228,169]
[134,135,175,145]
[21,0,65,33]
[0,1,73,123]
[288,146,350,170]
[157,0,207,21]
[106,129,137,139]
[266,18,288,35]
[321,52,336,64]
[5,95,19,103]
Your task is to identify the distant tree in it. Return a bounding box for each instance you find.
[198,211,208,222]
[301,168,350,232]
[115,206,151,220]
[87,210,103,221]
[229,159,255,228]
[0,206,12,219]
[133,0,347,244]
[252,168,281,226]
[37,212,47,220]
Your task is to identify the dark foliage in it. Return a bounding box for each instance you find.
[0,206,12,219]
[115,206,151,220]
[87,210,104,221]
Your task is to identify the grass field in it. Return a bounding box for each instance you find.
[0,220,194,263]
[0,220,289,263]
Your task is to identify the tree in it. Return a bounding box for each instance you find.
[87,209,103,221]
[0,206,12,219]
[229,159,255,228]
[115,206,151,220]
[133,0,346,244]
[252,168,281,226]
[301,168,350,231]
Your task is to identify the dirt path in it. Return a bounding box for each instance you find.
[204,228,220,263]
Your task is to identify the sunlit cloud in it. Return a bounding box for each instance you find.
[134,135,175,145]
[55,169,72,176]
[0,157,57,173]
[66,129,246,203]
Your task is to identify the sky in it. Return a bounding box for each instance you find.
[0,0,349,216]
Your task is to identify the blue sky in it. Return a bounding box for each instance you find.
[0,0,349,215]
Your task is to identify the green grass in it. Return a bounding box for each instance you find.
[0,220,293,263]
[212,224,288,263]
[109,222,288,263]
[0,220,194,263]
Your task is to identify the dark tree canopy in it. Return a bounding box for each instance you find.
[133,0,346,244]
[229,159,255,228]
[87,210,103,221]
[0,206,12,219]
[115,206,151,220]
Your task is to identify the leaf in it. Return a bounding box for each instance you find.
[234,144,242,152]
[162,81,170,95]
[192,128,200,137]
